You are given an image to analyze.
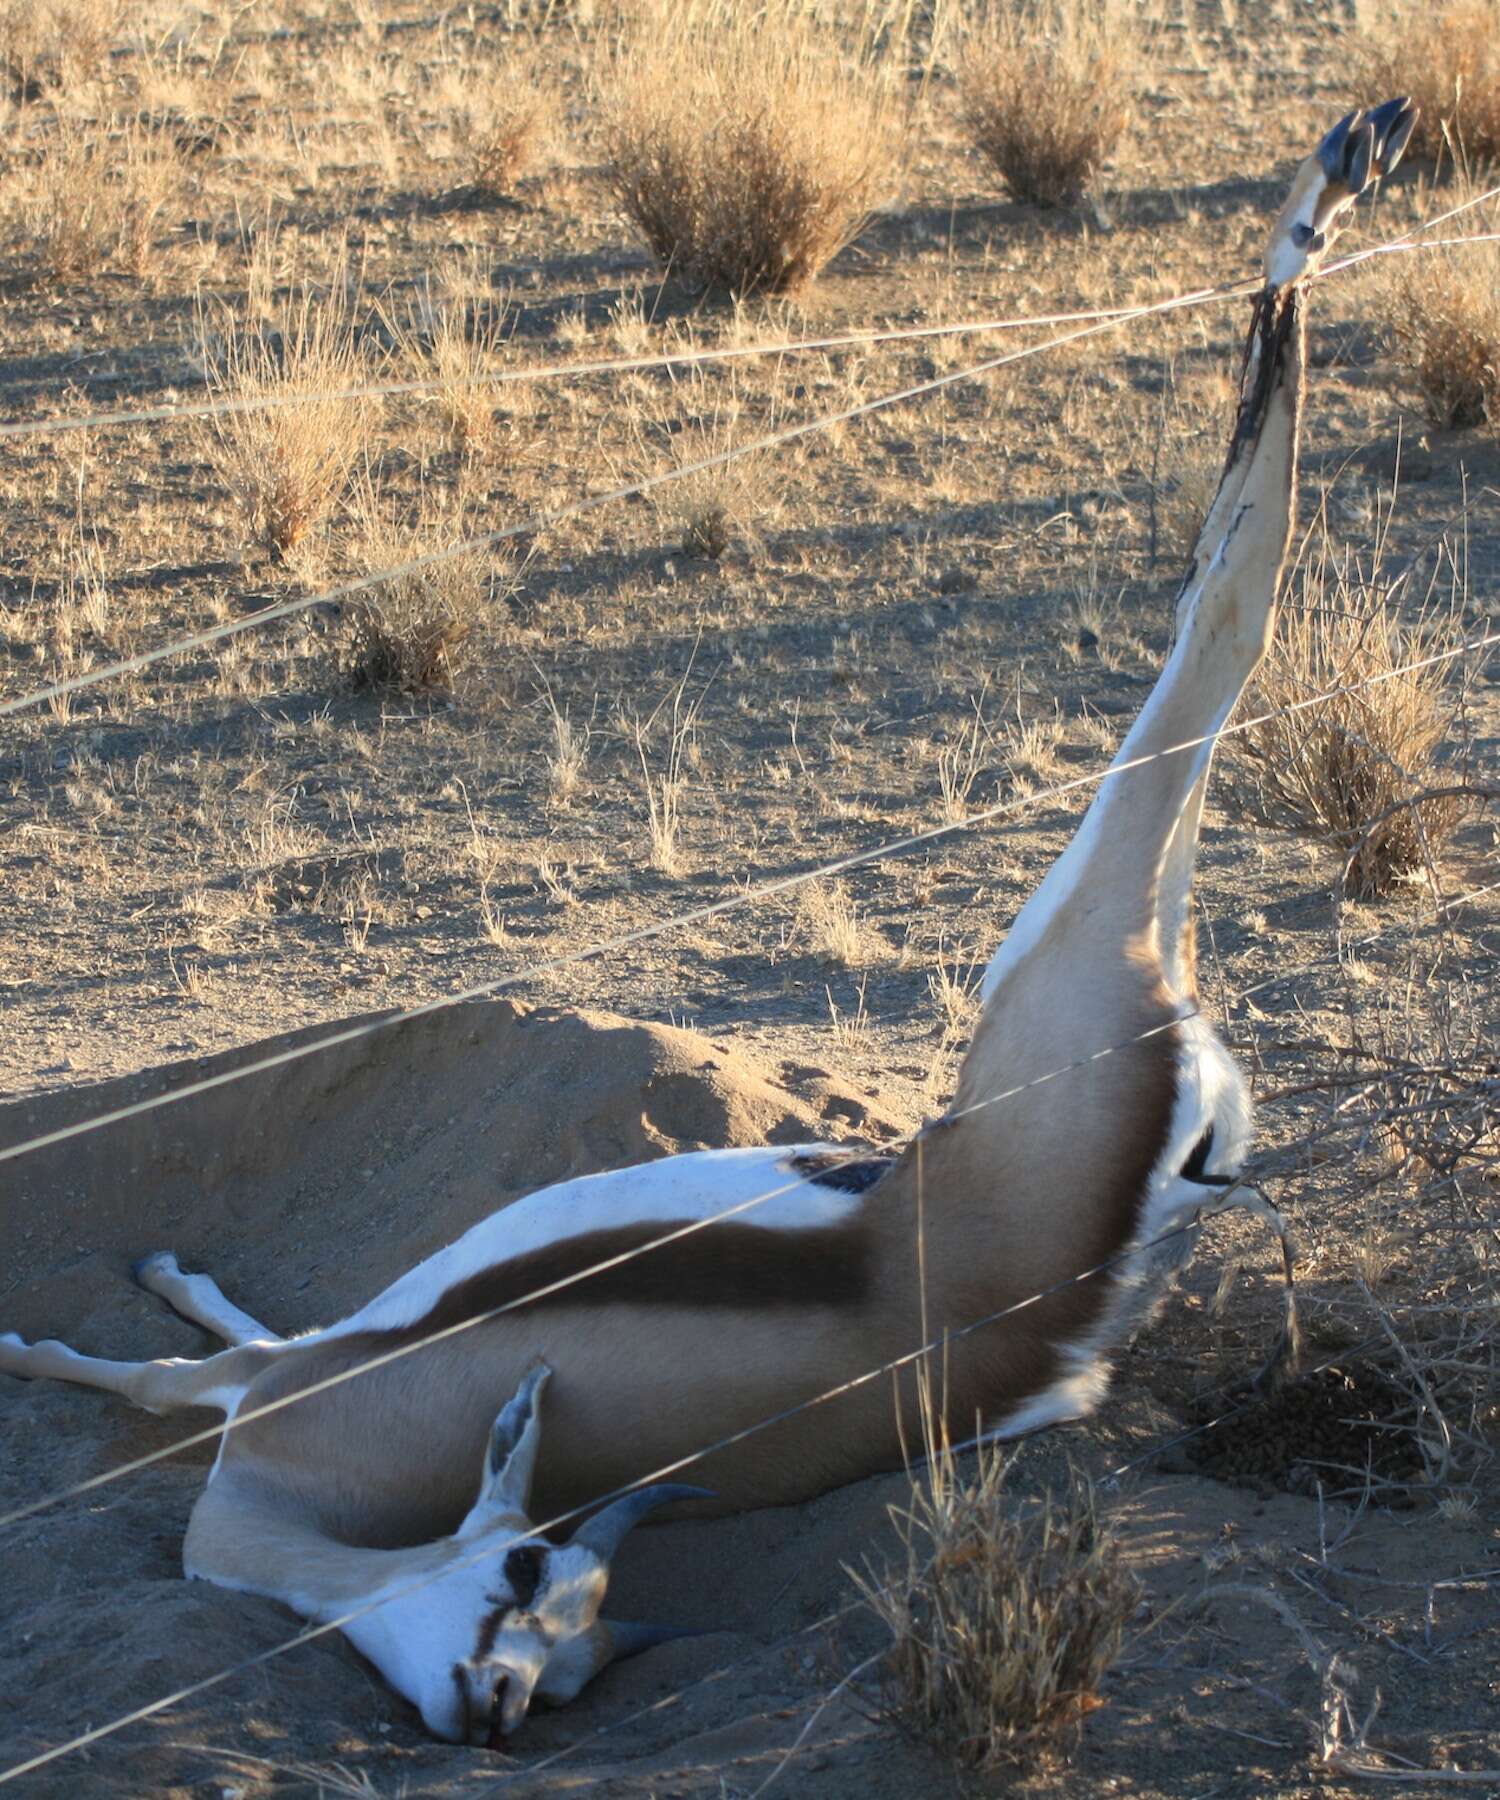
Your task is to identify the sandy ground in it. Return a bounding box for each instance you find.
[1,0,1498,1793]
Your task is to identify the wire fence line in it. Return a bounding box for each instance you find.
[3,622,1495,1182]
[0,287,1254,444]
[0,197,1495,447]
[0,713,1489,1782]
[3,751,1491,1541]
[0,275,1262,727]
[0,1207,1215,1789]
[4,197,1499,729]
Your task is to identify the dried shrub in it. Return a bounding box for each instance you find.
[600,3,904,295]
[20,114,186,282]
[957,0,1135,207]
[857,1424,1138,1767]
[1353,0,1500,163]
[343,494,499,694]
[201,283,376,561]
[468,87,556,197]
[1227,540,1475,900]
[1385,190,1500,429]
[0,0,124,100]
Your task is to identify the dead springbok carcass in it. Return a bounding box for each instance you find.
[0,102,1415,1745]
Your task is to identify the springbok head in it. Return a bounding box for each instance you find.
[1264,98,1417,291]
[350,1363,707,1746]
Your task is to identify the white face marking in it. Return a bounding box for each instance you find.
[345,1540,609,1744]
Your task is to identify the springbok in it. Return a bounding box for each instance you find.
[1,102,1415,1746]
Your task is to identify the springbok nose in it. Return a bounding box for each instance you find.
[482,1675,510,1750]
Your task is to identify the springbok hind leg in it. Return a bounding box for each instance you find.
[133,1250,280,1347]
[0,1327,270,1416]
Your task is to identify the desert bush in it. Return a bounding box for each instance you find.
[468,85,556,197]
[1227,540,1474,899]
[342,492,498,693]
[857,1423,1138,1767]
[201,283,376,561]
[0,0,124,99]
[600,2,904,295]
[1385,189,1500,429]
[19,115,186,282]
[1353,0,1500,163]
[957,0,1135,207]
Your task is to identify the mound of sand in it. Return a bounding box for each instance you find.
[0,1000,916,1795]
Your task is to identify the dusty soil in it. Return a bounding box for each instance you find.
[1,0,1498,1793]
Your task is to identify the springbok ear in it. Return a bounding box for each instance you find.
[458,1361,551,1535]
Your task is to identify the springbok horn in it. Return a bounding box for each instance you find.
[604,1620,707,1660]
[571,1483,714,1560]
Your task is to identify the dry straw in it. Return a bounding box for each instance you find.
[1227,527,1478,900]
[957,0,1136,207]
[599,0,907,294]
[1354,0,1500,163]
[856,1380,1139,1766]
[199,276,377,562]
[1385,180,1500,429]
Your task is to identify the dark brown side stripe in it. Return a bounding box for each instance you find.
[382,1216,872,1348]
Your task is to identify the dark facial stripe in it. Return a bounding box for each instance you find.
[474,1604,508,1662]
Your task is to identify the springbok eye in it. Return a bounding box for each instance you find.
[1291,223,1316,246]
[503,1545,543,1607]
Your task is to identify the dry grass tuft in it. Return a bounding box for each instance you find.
[795,878,882,966]
[660,417,773,559]
[202,281,376,562]
[468,85,556,198]
[1384,189,1500,429]
[1227,537,1474,899]
[0,0,124,100]
[600,2,904,295]
[857,1412,1139,1768]
[342,493,499,695]
[1353,0,1500,163]
[19,114,187,282]
[957,0,1135,207]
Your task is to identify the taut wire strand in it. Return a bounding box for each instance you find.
[2,625,1494,1178]
[2,202,1495,725]
[0,1211,1208,1788]
[0,195,1493,448]
[0,279,1257,725]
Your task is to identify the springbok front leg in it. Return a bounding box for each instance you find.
[1,1260,280,1418]
[134,1251,281,1347]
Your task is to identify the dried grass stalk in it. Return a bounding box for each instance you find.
[1353,0,1500,163]
[202,281,376,560]
[1227,540,1474,899]
[20,114,186,282]
[1385,189,1500,429]
[0,0,124,100]
[856,1412,1138,1767]
[957,0,1135,207]
[600,1,904,295]
[342,490,498,694]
